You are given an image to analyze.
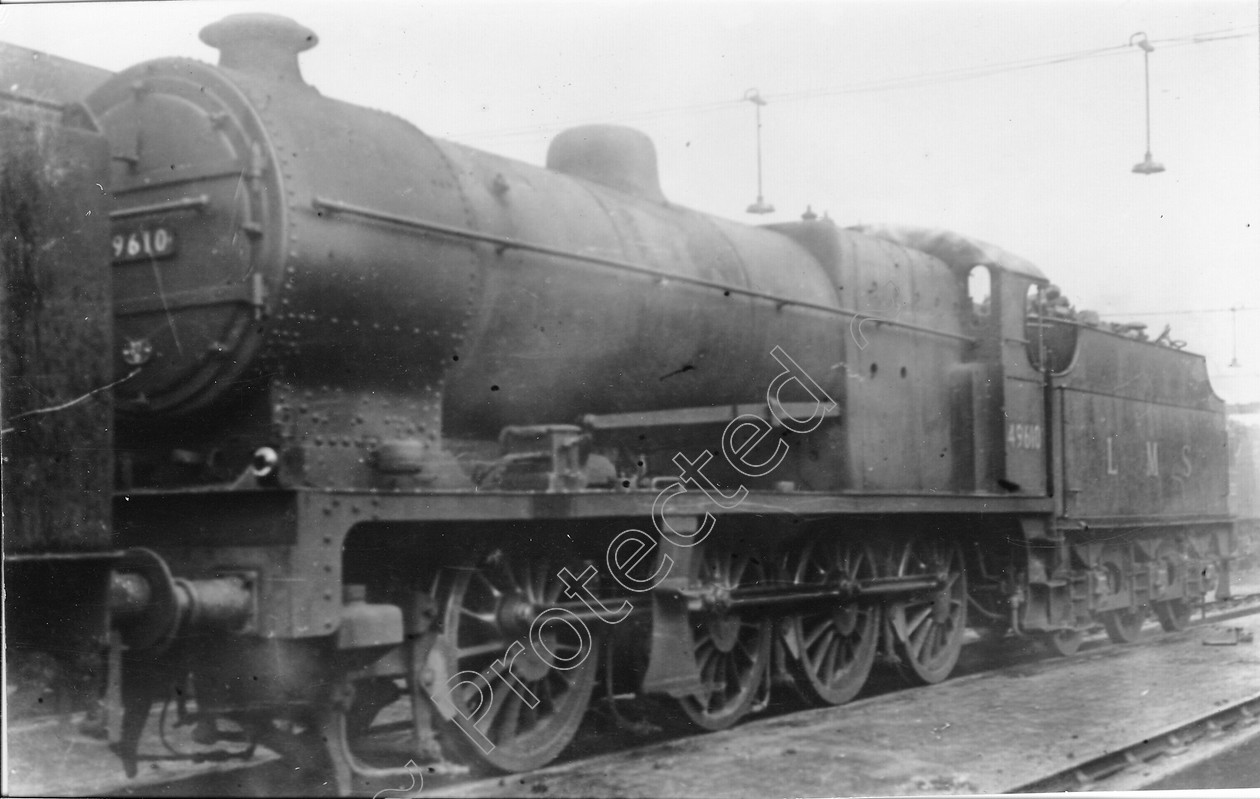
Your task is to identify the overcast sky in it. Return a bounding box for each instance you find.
[3,0,1258,403]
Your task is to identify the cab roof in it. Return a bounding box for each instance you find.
[851,224,1048,283]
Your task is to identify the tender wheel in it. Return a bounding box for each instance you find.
[435,548,598,773]
[1043,629,1083,657]
[785,537,879,706]
[1152,541,1193,632]
[886,535,968,685]
[1155,599,1192,632]
[1102,608,1145,643]
[675,545,773,731]
[1098,546,1146,644]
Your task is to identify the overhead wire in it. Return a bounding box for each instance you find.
[452,23,1259,143]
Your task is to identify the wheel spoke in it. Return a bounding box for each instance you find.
[782,537,880,707]
[459,607,499,625]
[533,561,553,603]
[811,626,837,660]
[699,648,718,682]
[438,553,597,772]
[548,640,582,655]
[520,693,539,731]
[724,655,739,696]
[890,537,967,685]
[804,619,830,649]
[510,559,529,597]
[537,672,555,712]
[905,604,933,635]
[820,632,840,678]
[486,685,519,737]
[908,616,933,660]
[472,570,504,598]
[456,641,510,660]
[551,666,577,690]
[676,545,770,731]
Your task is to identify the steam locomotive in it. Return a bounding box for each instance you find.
[2,13,1235,794]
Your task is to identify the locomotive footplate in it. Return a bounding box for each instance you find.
[114,487,1054,644]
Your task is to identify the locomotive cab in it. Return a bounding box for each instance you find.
[973,252,1051,496]
[854,225,1050,496]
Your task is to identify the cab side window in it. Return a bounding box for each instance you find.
[966,265,991,325]
[1025,283,1079,373]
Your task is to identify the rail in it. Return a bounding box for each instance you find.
[1009,692,1260,792]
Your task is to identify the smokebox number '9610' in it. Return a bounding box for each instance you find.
[111,225,178,264]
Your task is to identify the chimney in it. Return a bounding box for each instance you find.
[199,14,317,84]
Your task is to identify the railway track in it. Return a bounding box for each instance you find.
[1010,691,1260,792]
[8,586,1260,797]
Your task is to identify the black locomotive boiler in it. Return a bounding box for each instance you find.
[4,12,1237,794]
